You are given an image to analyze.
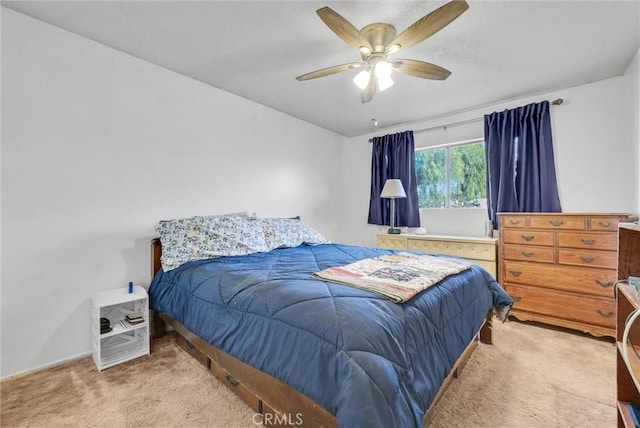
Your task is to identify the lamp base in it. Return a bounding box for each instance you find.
[387,228,401,235]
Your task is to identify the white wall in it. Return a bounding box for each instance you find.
[624,48,640,212]
[1,8,346,378]
[3,6,638,379]
[339,76,639,247]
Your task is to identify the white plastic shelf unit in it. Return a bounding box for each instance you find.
[92,285,150,371]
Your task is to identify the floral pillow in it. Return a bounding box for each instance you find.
[260,217,328,251]
[156,214,268,271]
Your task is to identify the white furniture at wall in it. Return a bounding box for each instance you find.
[92,285,150,371]
[376,233,499,280]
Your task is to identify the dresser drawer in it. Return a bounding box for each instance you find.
[557,231,617,251]
[557,249,618,268]
[376,235,407,250]
[502,244,554,263]
[502,261,617,297]
[407,239,496,261]
[530,215,585,230]
[588,217,620,231]
[500,215,527,229]
[503,230,554,246]
[505,284,615,328]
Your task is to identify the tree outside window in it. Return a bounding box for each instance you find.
[415,140,487,209]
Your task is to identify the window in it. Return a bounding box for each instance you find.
[415,140,487,208]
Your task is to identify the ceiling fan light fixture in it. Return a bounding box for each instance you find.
[303,1,470,101]
[374,60,394,91]
[353,69,371,90]
[386,44,401,55]
[359,46,372,56]
[374,60,393,78]
[377,74,394,91]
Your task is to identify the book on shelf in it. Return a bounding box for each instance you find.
[125,312,143,323]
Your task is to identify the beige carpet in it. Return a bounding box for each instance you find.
[430,321,616,428]
[1,320,616,428]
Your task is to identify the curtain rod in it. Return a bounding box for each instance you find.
[368,98,564,142]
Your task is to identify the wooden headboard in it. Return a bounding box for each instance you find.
[152,238,162,276]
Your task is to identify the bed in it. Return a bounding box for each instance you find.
[148,218,512,428]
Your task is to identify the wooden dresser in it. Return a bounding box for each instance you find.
[376,234,498,279]
[498,212,628,338]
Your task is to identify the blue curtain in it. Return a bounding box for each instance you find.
[368,131,421,227]
[485,101,561,228]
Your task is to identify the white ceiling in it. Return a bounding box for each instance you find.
[3,1,639,137]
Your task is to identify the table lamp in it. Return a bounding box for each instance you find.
[380,179,406,234]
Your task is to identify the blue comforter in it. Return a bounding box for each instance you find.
[149,243,512,427]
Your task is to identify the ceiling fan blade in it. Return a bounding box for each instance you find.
[296,62,362,81]
[316,7,371,51]
[390,0,469,52]
[361,73,378,103]
[393,59,451,80]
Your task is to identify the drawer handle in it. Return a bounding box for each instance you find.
[595,309,614,318]
[185,341,194,350]
[599,221,612,227]
[509,219,521,225]
[511,295,522,302]
[508,270,522,277]
[521,251,534,257]
[550,220,563,226]
[580,238,595,245]
[580,256,595,263]
[595,280,613,288]
[521,235,534,242]
[226,374,239,387]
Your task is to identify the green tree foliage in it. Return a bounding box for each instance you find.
[415,148,446,208]
[415,141,486,208]
[450,142,486,207]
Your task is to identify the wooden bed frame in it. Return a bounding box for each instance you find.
[150,238,493,427]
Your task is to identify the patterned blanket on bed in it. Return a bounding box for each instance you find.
[313,252,472,303]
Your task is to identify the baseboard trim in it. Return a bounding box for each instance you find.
[1,351,92,382]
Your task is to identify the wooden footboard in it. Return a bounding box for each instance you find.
[150,238,493,427]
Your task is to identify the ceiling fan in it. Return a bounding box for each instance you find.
[296,0,469,103]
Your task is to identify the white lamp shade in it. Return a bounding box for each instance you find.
[374,61,393,79]
[353,69,371,90]
[377,74,394,91]
[374,61,394,91]
[380,179,407,198]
